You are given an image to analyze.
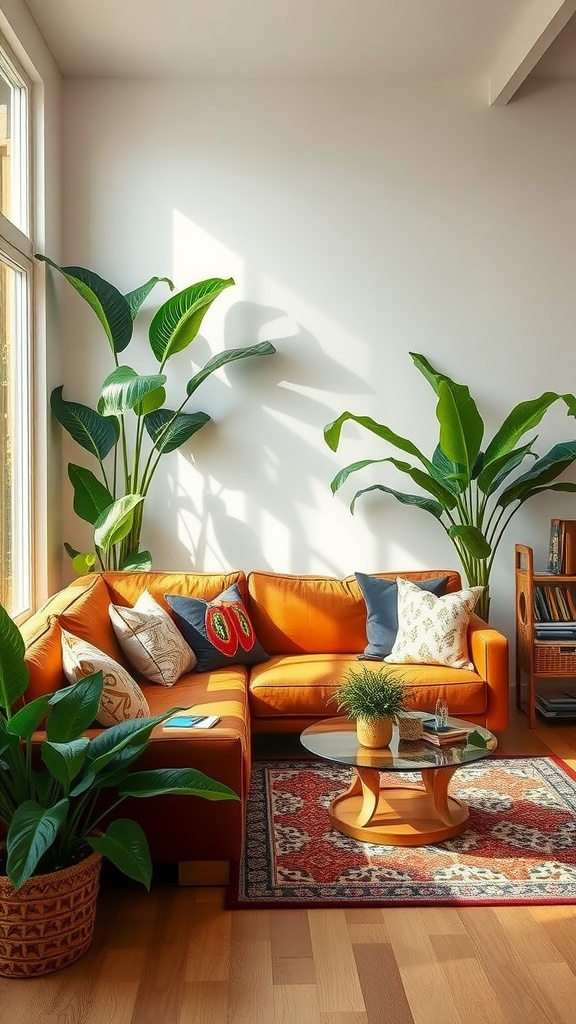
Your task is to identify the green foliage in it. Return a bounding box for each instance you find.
[38,255,276,572]
[325,353,576,620]
[0,604,239,891]
[331,666,407,722]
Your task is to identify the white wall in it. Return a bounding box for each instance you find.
[59,75,576,642]
[0,0,62,601]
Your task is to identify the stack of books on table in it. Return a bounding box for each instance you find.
[535,692,576,719]
[421,720,471,746]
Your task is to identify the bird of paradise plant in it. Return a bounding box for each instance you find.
[324,353,576,621]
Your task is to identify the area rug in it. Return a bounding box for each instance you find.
[226,757,576,908]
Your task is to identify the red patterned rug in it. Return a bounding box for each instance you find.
[226,757,576,908]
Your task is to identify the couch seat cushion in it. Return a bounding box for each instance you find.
[249,654,487,720]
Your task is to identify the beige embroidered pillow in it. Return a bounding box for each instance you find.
[109,590,196,686]
[61,628,150,727]
[384,577,483,670]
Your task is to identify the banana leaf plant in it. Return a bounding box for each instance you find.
[324,352,576,621]
[0,601,238,890]
[37,255,276,573]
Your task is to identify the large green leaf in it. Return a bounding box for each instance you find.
[349,484,444,519]
[87,819,152,888]
[476,441,536,496]
[448,524,492,559]
[383,457,459,508]
[6,694,51,738]
[149,277,235,364]
[97,366,167,417]
[84,712,179,775]
[45,672,104,743]
[324,412,434,471]
[436,379,484,483]
[0,604,28,712]
[51,387,119,460]
[41,738,90,790]
[120,550,153,571]
[117,768,239,801]
[144,409,211,454]
[36,255,133,354]
[410,352,451,394]
[484,394,567,464]
[430,446,465,493]
[68,464,114,525]
[124,276,174,320]
[185,341,276,397]
[6,799,69,890]
[94,494,144,551]
[498,441,576,508]
[330,459,388,495]
[134,386,166,417]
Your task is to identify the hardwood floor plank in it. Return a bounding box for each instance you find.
[185,902,232,982]
[178,980,229,1024]
[271,909,313,958]
[528,963,576,1022]
[228,939,274,1024]
[353,942,414,1024]
[308,910,366,1013]
[273,983,323,1024]
[272,956,317,985]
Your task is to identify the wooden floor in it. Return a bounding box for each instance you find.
[4,706,576,1023]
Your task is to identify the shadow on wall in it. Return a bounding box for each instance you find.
[144,299,371,575]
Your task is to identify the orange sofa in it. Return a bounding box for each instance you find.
[21,567,509,878]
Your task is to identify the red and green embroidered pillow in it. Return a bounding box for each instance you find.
[165,584,269,671]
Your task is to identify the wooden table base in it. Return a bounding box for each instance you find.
[329,765,469,846]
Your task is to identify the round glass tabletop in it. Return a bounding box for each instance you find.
[300,714,497,772]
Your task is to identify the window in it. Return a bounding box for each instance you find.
[0,36,33,618]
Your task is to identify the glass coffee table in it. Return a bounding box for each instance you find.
[300,715,497,846]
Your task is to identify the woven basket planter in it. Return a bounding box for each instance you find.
[356,716,393,749]
[0,849,102,978]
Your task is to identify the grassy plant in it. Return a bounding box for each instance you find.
[332,666,407,721]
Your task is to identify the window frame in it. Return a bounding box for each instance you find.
[0,30,35,621]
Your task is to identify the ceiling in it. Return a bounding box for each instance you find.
[22,0,576,96]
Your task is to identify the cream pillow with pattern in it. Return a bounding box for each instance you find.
[109,590,196,686]
[384,577,483,670]
[61,628,150,727]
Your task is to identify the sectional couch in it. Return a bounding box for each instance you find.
[21,567,509,880]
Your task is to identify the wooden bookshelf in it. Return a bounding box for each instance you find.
[515,543,576,728]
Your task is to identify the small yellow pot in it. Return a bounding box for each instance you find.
[356,716,393,749]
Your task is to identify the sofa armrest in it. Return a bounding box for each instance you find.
[467,612,509,731]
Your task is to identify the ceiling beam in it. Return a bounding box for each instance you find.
[489,0,576,105]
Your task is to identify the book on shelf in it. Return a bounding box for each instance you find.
[546,519,576,575]
[535,696,576,719]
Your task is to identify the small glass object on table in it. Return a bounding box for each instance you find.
[435,698,449,730]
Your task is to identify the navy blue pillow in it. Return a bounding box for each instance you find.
[355,573,449,659]
[165,584,269,672]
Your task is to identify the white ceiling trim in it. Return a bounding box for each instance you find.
[489,0,576,104]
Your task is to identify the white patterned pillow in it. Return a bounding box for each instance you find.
[384,576,483,670]
[109,591,196,686]
[61,628,150,726]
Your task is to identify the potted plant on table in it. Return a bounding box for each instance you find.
[0,602,239,978]
[331,666,408,749]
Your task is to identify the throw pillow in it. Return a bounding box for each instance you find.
[384,576,483,670]
[165,583,270,673]
[109,590,197,686]
[355,572,449,659]
[60,627,150,727]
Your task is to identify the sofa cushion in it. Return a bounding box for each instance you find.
[355,572,449,659]
[109,590,197,685]
[246,570,463,655]
[385,577,483,670]
[248,654,485,720]
[165,584,269,672]
[61,628,150,726]
[103,569,248,608]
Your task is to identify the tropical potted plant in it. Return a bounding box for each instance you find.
[36,255,276,574]
[325,352,576,621]
[331,666,407,748]
[0,601,238,978]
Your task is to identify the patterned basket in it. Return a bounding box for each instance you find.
[398,714,424,741]
[0,849,102,978]
[534,642,576,674]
